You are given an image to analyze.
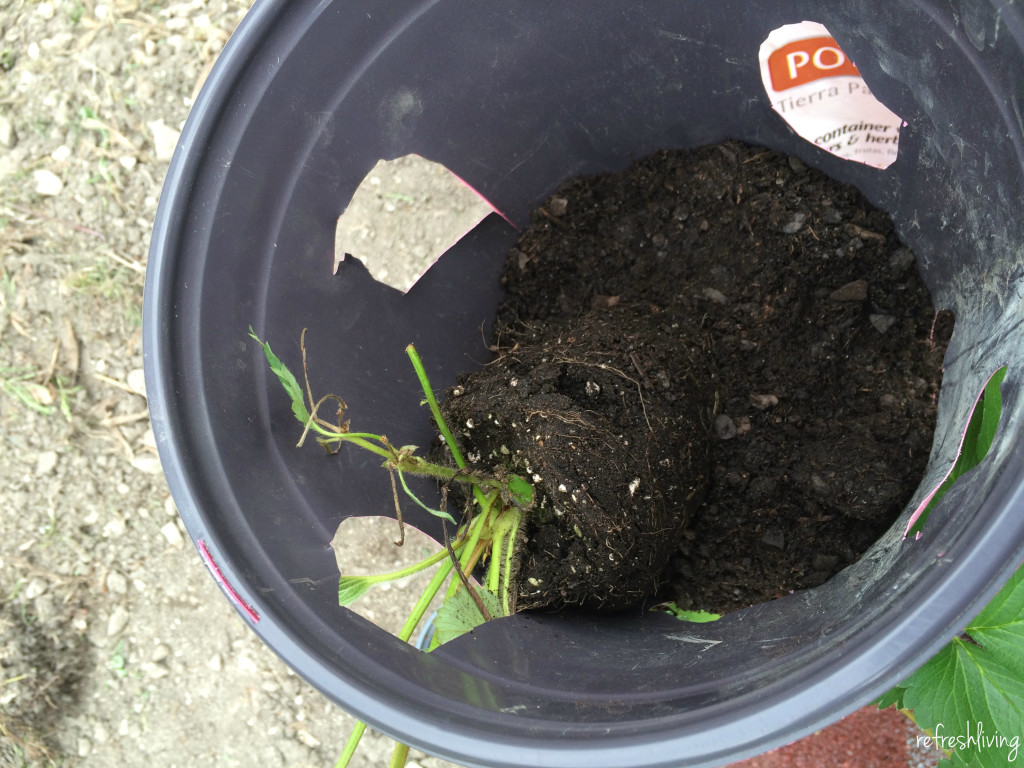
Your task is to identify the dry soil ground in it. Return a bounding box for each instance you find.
[0,2,479,766]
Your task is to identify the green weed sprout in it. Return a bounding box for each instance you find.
[248,327,532,768]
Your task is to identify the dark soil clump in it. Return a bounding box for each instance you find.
[440,303,712,611]
[442,141,949,615]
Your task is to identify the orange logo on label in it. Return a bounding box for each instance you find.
[767,36,860,91]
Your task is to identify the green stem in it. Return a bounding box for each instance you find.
[396,467,456,523]
[501,511,522,616]
[307,425,393,460]
[406,344,467,469]
[396,456,461,483]
[399,555,454,642]
[361,541,464,587]
[340,533,466,768]
[405,345,503,523]
[388,742,411,768]
[338,546,460,768]
[445,502,492,601]
[488,524,506,594]
[463,496,494,572]
[334,721,367,768]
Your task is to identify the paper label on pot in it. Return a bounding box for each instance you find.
[759,21,902,169]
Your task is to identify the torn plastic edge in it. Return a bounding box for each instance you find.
[332,154,510,293]
[903,363,1009,540]
[446,167,513,229]
[198,538,261,622]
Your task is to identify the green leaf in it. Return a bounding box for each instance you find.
[908,366,1007,536]
[874,685,906,710]
[431,586,502,647]
[337,576,372,606]
[248,326,310,425]
[896,566,1024,767]
[507,474,535,508]
[658,603,722,623]
[976,366,1006,459]
[942,745,1018,768]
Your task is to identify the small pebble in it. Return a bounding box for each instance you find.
[107,606,130,636]
[126,368,147,397]
[106,571,129,595]
[714,414,737,440]
[0,114,15,148]
[810,474,830,494]
[35,450,58,476]
[24,577,48,600]
[103,516,127,538]
[889,248,915,271]
[142,662,169,679]
[160,521,185,547]
[829,279,869,302]
[749,393,779,410]
[129,455,163,474]
[147,119,181,161]
[702,287,728,304]
[33,169,63,196]
[782,212,807,234]
[870,313,897,334]
[591,294,620,309]
[295,729,321,749]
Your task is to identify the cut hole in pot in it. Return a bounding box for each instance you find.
[333,155,495,292]
[329,516,448,636]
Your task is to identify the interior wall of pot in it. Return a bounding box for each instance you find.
[163,0,1024,751]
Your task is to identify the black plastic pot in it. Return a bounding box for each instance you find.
[143,3,1024,767]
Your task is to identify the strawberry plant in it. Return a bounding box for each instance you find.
[254,323,1020,768]
[249,327,531,767]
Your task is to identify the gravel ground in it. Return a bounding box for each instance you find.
[0,2,486,766]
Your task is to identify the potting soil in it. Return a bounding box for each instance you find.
[443,141,949,614]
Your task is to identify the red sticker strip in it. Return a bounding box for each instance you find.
[198,539,260,622]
